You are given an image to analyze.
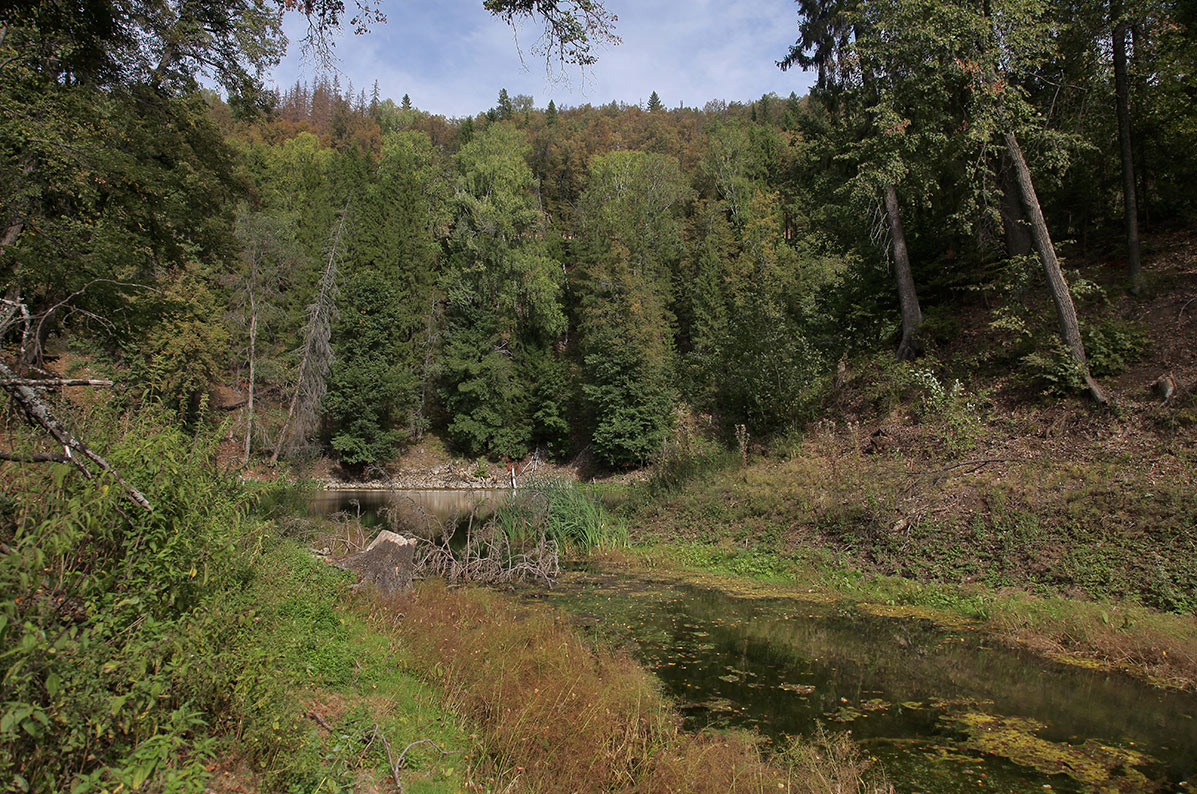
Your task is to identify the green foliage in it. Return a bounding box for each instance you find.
[640,433,735,499]
[324,270,418,467]
[134,264,231,428]
[539,481,629,551]
[578,151,687,467]
[1081,319,1149,377]
[440,123,566,459]
[1020,341,1088,396]
[0,407,246,792]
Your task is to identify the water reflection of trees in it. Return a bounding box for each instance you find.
[551,570,1197,772]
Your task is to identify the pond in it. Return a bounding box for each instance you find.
[532,565,1197,794]
[309,490,1196,792]
[310,487,511,533]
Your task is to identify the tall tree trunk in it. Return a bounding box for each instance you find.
[1130,23,1150,230]
[1004,132,1107,405]
[884,183,923,361]
[245,290,257,463]
[1000,155,1033,258]
[1113,15,1143,293]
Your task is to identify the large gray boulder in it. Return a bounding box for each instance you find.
[342,530,416,595]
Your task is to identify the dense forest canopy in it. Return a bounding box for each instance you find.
[4,0,1197,470]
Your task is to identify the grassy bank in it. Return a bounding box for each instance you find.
[609,407,1197,689]
[380,579,888,794]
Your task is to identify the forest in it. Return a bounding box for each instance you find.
[5,0,1196,473]
[3,0,1197,791]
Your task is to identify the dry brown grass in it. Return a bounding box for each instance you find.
[372,581,890,794]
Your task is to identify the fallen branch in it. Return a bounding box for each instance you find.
[0,378,113,388]
[306,709,335,733]
[377,727,404,792]
[0,449,69,463]
[375,725,460,793]
[900,458,1020,497]
[0,360,152,511]
[1178,295,1196,323]
[397,738,458,769]
[925,457,1018,476]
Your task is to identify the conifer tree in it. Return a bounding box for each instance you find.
[497,88,514,120]
[545,99,558,125]
[323,131,444,467]
[402,92,412,110]
[647,90,663,112]
[440,123,566,458]
[577,151,688,467]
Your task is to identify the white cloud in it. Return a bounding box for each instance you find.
[269,0,816,117]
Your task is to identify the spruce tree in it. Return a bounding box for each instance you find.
[440,123,566,459]
[647,90,663,112]
[497,88,514,120]
[577,151,688,467]
[545,99,558,126]
[323,132,444,467]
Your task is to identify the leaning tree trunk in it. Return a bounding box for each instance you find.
[1004,132,1107,405]
[1000,155,1033,258]
[884,183,923,361]
[1113,16,1143,293]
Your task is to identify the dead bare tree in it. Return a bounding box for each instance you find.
[271,203,348,465]
[0,296,151,510]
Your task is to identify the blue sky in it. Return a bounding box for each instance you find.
[270,0,817,117]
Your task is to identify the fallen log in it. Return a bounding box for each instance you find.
[0,378,113,388]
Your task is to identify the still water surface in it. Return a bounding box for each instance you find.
[311,490,1197,792]
[310,487,510,530]
[533,566,1197,793]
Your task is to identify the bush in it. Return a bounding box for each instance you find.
[0,406,247,792]
[1082,319,1149,376]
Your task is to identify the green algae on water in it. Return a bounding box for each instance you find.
[943,711,1162,793]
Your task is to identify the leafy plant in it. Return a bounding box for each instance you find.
[0,405,246,792]
[1081,319,1149,377]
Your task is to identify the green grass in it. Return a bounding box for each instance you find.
[488,479,630,553]
[207,540,473,793]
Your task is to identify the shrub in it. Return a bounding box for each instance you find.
[0,406,247,792]
[1082,319,1149,376]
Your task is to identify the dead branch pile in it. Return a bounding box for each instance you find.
[379,490,558,585]
[412,518,560,586]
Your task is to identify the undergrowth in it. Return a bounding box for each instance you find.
[0,404,470,793]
